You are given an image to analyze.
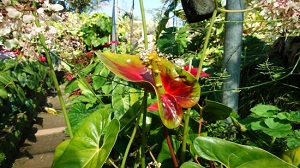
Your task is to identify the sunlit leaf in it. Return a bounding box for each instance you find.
[193,136,297,168]
[52,110,120,168]
[282,146,300,167]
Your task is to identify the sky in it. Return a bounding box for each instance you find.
[98,0,164,21]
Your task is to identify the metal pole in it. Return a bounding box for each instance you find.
[222,0,244,112]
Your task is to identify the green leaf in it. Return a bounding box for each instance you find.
[287,130,300,149]
[250,104,280,117]
[180,162,204,168]
[157,135,180,168]
[277,111,300,122]
[52,110,120,168]
[119,101,142,132]
[112,84,130,120]
[53,140,71,162]
[281,146,300,167]
[92,75,106,90]
[193,136,297,168]
[64,80,78,94]
[202,99,234,121]
[251,118,292,137]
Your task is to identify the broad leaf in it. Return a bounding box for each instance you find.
[277,111,300,122]
[202,99,233,121]
[251,118,292,137]
[52,110,120,168]
[281,146,300,167]
[193,136,297,168]
[180,162,204,168]
[250,104,280,117]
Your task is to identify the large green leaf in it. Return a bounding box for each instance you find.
[52,110,120,168]
[193,136,296,168]
[180,162,204,168]
[202,99,233,121]
[281,146,300,167]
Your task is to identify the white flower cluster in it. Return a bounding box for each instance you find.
[257,0,300,36]
[0,0,64,58]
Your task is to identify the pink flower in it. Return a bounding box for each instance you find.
[66,74,74,81]
[39,55,46,62]
[183,66,210,78]
[86,51,94,57]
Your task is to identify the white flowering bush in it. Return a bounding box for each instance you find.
[247,0,300,38]
[0,0,86,61]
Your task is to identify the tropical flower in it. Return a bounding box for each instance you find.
[96,51,200,129]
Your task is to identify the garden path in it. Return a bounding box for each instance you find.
[12,91,69,168]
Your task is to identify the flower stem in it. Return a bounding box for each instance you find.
[180,108,191,164]
[164,126,179,168]
[139,0,148,50]
[196,9,218,81]
[141,91,148,168]
[33,10,73,138]
[121,112,141,168]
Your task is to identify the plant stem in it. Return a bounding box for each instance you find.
[33,10,73,138]
[180,108,191,164]
[121,113,141,168]
[141,91,148,168]
[268,137,276,152]
[196,9,218,81]
[198,104,204,136]
[164,126,179,168]
[201,53,300,94]
[139,0,148,50]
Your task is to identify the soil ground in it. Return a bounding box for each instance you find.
[12,93,69,168]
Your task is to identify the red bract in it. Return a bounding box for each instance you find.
[96,52,200,129]
[183,65,210,78]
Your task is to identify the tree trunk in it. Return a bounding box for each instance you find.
[222,0,244,112]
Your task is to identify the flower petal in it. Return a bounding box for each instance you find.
[160,60,200,108]
[159,93,183,129]
[95,52,154,84]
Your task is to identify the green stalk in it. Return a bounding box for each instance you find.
[121,113,141,168]
[196,9,218,81]
[139,1,149,167]
[33,10,73,138]
[139,0,148,50]
[180,108,191,164]
[180,7,218,166]
[141,91,148,168]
